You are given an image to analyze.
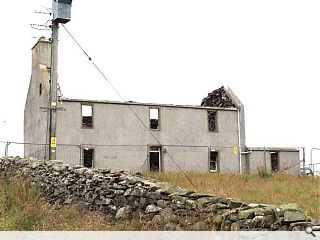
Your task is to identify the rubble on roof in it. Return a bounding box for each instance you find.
[201,86,237,108]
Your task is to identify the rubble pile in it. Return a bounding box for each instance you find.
[0,157,316,231]
[201,87,237,108]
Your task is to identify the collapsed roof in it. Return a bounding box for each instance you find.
[201,86,239,108]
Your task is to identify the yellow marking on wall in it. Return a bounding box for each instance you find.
[233,147,238,155]
[51,137,57,148]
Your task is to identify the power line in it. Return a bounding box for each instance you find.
[61,24,198,190]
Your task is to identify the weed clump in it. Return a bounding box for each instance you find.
[257,168,272,179]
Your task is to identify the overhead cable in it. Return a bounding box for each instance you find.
[61,24,198,190]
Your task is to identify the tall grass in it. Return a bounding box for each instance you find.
[0,178,148,231]
[147,172,320,219]
[0,178,205,230]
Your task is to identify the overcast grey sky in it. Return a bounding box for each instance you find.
[0,0,319,166]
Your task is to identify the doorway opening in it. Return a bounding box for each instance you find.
[270,151,279,172]
[209,151,218,172]
[149,146,161,172]
[83,148,94,168]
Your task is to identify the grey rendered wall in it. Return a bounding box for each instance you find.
[94,145,147,173]
[55,145,81,166]
[224,87,246,150]
[278,151,300,175]
[248,150,300,175]
[161,146,209,172]
[56,101,240,173]
[24,38,51,159]
[248,151,271,174]
[239,106,246,149]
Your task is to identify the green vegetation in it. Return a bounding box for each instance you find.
[147,172,320,219]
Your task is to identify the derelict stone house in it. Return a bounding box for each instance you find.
[24,37,300,174]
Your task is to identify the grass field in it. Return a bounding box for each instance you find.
[147,172,320,219]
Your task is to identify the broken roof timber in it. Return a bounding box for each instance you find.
[61,98,238,111]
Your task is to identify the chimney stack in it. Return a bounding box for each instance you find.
[31,36,52,69]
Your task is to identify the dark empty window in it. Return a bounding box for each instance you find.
[271,152,279,172]
[82,105,93,128]
[83,148,94,168]
[210,151,218,172]
[150,108,159,130]
[208,110,217,131]
[39,83,42,96]
[149,146,161,172]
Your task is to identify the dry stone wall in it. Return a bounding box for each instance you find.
[0,157,315,231]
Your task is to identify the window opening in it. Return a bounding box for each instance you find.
[149,146,161,172]
[150,108,159,130]
[210,151,218,172]
[83,148,94,168]
[39,83,42,96]
[208,110,217,131]
[82,105,93,128]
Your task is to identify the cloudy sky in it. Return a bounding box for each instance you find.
[0,0,319,167]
